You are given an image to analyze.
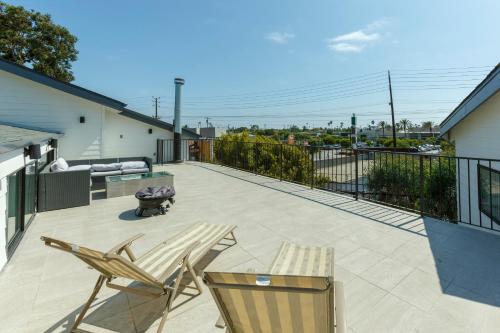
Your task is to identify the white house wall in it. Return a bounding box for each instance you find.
[103,110,173,160]
[0,70,177,161]
[450,92,500,231]
[0,70,104,159]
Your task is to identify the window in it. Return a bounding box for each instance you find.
[478,165,500,224]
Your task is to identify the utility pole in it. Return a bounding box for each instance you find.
[152,97,160,119]
[388,70,397,148]
[205,117,211,128]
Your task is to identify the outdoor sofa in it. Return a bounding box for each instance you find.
[37,156,152,211]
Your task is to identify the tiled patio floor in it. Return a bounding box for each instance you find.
[1,162,500,332]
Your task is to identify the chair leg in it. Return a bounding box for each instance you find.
[157,262,188,332]
[186,261,203,294]
[215,315,226,328]
[71,275,106,332]
[156,292,172,333]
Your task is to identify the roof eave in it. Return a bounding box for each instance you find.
[440,65,500,136]
[0,57,126,110]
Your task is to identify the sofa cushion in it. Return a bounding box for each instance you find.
[50,157,69,172]
[91,170,122,177]
[121,161,147,170]
[68,165,92,171]
[121,168,150,175]
[91,163,122,172]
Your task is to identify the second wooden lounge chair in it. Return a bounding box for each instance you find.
[203,241,346,333]
[41,223,237,333]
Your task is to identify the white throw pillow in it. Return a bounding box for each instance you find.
[50,157,69,172]
[121,161,147,170]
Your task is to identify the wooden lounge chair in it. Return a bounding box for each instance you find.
[203,241,346,333]
[41,223,237,333]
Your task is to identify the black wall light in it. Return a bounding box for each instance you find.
[148,128,153,134]
[80,116,85,123]
[49,138,58,148]
[25,144,41,159]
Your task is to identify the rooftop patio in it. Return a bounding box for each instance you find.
[1,162,500,333]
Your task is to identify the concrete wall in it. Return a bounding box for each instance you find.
[449,91,500,230]
[0,70,176,160]
[0,143,53,269]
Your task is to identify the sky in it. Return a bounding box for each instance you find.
[8,0,500,129]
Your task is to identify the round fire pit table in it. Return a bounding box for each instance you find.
[134,186,175,217]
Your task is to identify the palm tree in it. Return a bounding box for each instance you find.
[421,121,434,134]
[378,121,387,137]
[399,119,411,138]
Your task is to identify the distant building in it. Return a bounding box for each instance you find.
[200,127,226,138]
[440,63,500,229]
[188,127,226,138]
[400,131,439,140]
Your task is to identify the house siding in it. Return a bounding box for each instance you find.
[0,70,178,160]
[449,91,500,230]
[0,70,104,159]
[102,110,173,159]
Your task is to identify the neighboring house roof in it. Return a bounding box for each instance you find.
[440,64,500,136]
[0,57,200,138]
[0,122,63,155]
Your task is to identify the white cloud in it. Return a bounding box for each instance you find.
[328,42,365,53]
[327,19,389,54]
[366,19,389,31]
[266,32,295,44]
[332,31,380,43]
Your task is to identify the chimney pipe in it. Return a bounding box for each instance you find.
[173,77,184,162]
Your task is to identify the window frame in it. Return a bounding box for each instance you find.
[478,164,500,225]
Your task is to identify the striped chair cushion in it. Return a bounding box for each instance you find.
[205,272,333,333]
[135,223,236,281]
[269,241,334,277]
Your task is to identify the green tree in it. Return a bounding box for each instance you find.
[399,119,411,138]
[0,1,78,81]
[214,133,328,186]
[378,121,387,137]
[421,121,435,133]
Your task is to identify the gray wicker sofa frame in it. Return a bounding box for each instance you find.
[37,157,152,212]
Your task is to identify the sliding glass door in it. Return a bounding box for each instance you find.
[6,171,22,246]
[6,161,38,254]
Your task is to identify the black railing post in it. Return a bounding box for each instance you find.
[419,154,424,216]
[254,143,258,175]
[355,148,359,200]
[310,146,314,189]
[280,144,283,181]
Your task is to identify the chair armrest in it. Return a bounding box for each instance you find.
[334,281,347,333]
[105,233,145,261]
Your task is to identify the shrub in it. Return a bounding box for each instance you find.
[366,153,457,220]
[214,133,328,186]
